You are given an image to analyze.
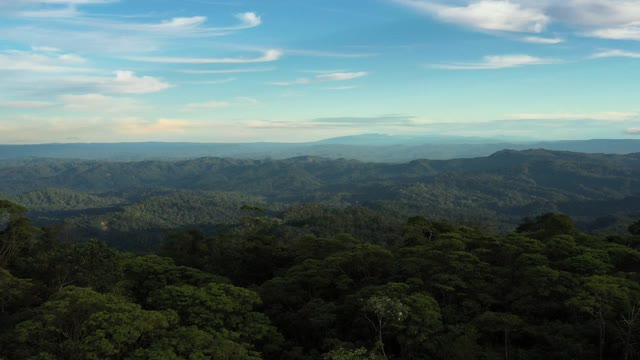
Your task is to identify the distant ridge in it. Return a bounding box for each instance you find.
[1,136,639,162]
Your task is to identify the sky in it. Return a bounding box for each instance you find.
[1,0,640,143]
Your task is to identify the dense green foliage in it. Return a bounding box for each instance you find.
[2,198,640,359]
[1,150,640,250]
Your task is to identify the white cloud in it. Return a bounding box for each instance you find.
[116,118,203,135]
[147,16,208,31]
[126,49,282,64]
[394,0,640,40]
[183,97,257,111]
[64,71,171,94]
[31,46,61,52]
[285,49,377,58]
[58,53,87,63]
[395,0,550,33]
[273,71,368,86]
[626,127,640,134]
[522,36,564,44]
[588,22,640,40]
[432,54,555,70]
[509,111,638,121]
[178,67,274,74]
[98,71,170,94]
[22,0,116,4]
[20,7,80,18]
[4,26,160,54]
[117,13,260,33]
[59,93,144,112]
[546,0,640,27]
[0,49,93,73]
[592,49,640,58]
[0,100,55,109]
[184,101,231,110]
[20,11,261,36]
[183,78,236,85]
[324,86,359,91]
[235,12,261,28]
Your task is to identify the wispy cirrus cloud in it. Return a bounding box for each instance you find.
[90,71,170,94]
[432,54,556,70]
[59,93,145,112]
[182,78,236,85]
[311,115,416,124]
[0,49,93,73]
[522,36,564,44]
[1,70,170,98]
[0,100,56,109]
[592,49,640,59]
[324,86,359,91]
[393,0,640,42]
[508,111,638,121]
[6,11,263,59]
[90,12,261,35]
[394,0,550,33]
[272,71,367,86]
[285,49,378,58]
[183,97,257,111]
[178,67,275,74]
[588,23,640,40]
[117,118,204,135]
[17,10,261,35]
[19,0,117,4]
[126,49,282,64]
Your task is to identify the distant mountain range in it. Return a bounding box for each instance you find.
[1,135,639,162]
[1,149,640,242]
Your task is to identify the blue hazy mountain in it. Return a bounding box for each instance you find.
[1,136,639,162]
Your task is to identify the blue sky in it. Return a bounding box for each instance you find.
[1,0,640,143]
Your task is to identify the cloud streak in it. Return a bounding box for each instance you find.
[178,67,275,74]
[0,101,56,109]
[0,50,93,73]
[59,93,145,112]
[394,0,550,33]
[592,49,640,59]
[432,54,556,70]
[509,112,638,121]
[183,97,257,111]
[394,0,640,41]
[522,36,564,44]
[126,49,282,64]
[273,71,367,86]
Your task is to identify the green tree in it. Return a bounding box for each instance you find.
[0,200,36,267]
[323,347,378,360]
[629,220,640,236]
[148,283,282,356]
[363,295,409,360]
[517,213,577,239]
[0,268,33,315]
[475,312,524,360]
[13,286,171,359]
[568,275,640,360]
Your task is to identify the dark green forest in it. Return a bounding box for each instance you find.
[2,150,640,359]
[3,197,640,359]
[1,150,640,251]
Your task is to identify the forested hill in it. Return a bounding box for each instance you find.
[0,150,639,246]
[2,201,640,359]
[2,149,640,196]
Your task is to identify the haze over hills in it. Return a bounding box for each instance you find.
[2,149,639,251]
[1,135,640,162]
